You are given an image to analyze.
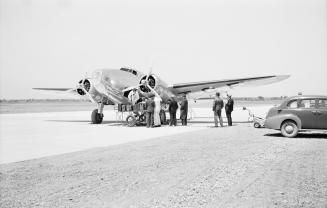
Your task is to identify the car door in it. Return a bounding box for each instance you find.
[296,99,320,129]
[282,99,318,129]
[315,98,327,129]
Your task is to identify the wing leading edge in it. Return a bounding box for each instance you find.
[33,88,88,100]
[169,75,290,94]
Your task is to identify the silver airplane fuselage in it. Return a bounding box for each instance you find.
[86,68,174,105]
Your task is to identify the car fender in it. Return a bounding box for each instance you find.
[265,114,302,130]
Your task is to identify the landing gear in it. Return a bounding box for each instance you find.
[91,102,104,124]
[91,109,103,124]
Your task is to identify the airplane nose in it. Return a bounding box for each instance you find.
[92,69,103,85]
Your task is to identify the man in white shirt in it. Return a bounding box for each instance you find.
[128,89,140,105]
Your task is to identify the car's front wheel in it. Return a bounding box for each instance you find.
[281,120,298,138]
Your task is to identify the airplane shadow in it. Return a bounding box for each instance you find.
[264,133,327,139]
[46,120,125,125]
[45,119,253,130]
[187,120,250,124]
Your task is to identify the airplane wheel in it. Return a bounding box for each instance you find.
[91,109,103,124]
[126,115,137,127]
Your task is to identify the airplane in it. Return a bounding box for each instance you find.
[34,67,290,124]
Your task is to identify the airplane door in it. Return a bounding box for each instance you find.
[315,99,327,129]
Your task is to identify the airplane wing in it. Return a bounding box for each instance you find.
[169,75,290,95]
[33,88,94,102]
[33,88,72,91]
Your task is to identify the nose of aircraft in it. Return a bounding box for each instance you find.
[92,69,109,96]
[92,69,103,86]
[91,69,127,104]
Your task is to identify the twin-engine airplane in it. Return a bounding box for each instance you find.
[34,67,289,124]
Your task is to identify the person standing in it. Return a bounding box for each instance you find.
[128,89,140,105]
[145,96,155,128]
[180,95,188,126]
[212,92,224,127]
[168,97,178,126]
[225,94,234,126]
[153,95,162,127]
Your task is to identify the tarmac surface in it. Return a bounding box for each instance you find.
[1,106,327,207]
[0,106,268,164]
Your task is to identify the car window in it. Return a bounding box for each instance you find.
[298,99,316,109]
[287,100,298,108]
[317,99,327,109]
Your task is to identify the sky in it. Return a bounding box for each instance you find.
[0,0,326,99]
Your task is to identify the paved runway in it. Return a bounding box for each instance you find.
[0,106,272,164]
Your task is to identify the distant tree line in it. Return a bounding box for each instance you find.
[233,96,288,101]
[0,99,88,103]
[0,96,289,103]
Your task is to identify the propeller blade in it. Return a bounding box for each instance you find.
[80,87,96,103]
[145,65,153,82]
[145,83,160,98]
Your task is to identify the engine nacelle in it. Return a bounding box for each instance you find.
[77,79,91,95]
[139,75,157,93]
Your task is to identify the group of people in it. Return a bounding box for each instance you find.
[168,95,188,126]
[143,94,189,128]
[128,88,235,128]
[212,92,234,127]
[128,88,189,128]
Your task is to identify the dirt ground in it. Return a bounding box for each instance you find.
[1,124,327,208]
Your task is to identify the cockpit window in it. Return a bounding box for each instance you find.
[120,68,137,75]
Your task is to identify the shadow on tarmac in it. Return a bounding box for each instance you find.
[46,120,125,124]
[46,119,249,126]
[265,133,327,139]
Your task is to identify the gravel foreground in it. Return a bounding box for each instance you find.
[1,124,327,208]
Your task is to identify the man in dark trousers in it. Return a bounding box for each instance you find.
[180,95,188,126]
[225,94,234,126]
[212,92,224,127]
[168,96,178,126]
[145,95,155,128]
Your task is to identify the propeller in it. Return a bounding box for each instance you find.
[122,66,154,93]
[143,66,161,98]
[76,72,96,103]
